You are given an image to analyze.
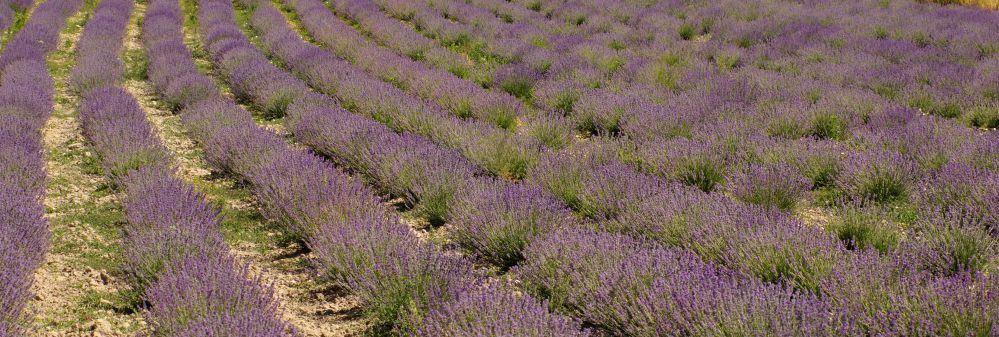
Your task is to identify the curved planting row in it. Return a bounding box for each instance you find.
[272,0,525,131]
[228,12,843,323]
[242,0,834,275]
[288,93,998,335]
[258,3,997,332]
[324,0,483,84]
[201,0,541,179]
[276,3,996,334]
[459,0,625,71]
[364,0,520,66]
[280,0,674,147]
[185,0,999,334]
[0,0,81,334]
[71,0,290,334]
[506,0,634,28]
[275,0,587,154]
[467,0,638,70]
[418,0,999,235]
[302,0,994,271]
[278,0,590,149]
[143,0,585,334]
[449,0,998,146]
[234,0,952,291]
[363,0,599,78]
[330,0,622,103]
[0,0,33,41]
[416,0,577,80]
[418,0,647,131]
[285,96,850,335]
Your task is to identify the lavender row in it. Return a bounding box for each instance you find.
[205,0,542,178]
[462,0,628,65]
[265,49,943,333]
[145,0,585,333]
[0,0,79,72]
[527,145,998,334]
[322,0,485,83]
[409,2,984,284]
[375,0,616,94]
[203,0,999,332]
[432,0,989,138]
[182,0,999,334]
[264,0,584,261]
[535,79,998,238]
[519,226,996,336]
[291,0,988,242]
[280,97,989,336]
[73,0,291,333]
[313,0,997,332]
[275,0,525,130]
[374,0,657,134]
[389,0,626,108]
[596,1,996,125]
[502,0,638,48]
[367,0,518,64]
[0,61,52,337]
[80,89,289,335]
[195,0,308,117]
[316,1,614,142]
[346,0,993,240]
[0,0,81,333]
[0,0,34,41]
[286,92,556,265]
[68,0,133,94]
[279,0,991,276]
[285,90,850,336]
[459,0,999,226]
[619,106,997,211]
[419,0,564,75]
[460,0,998,136]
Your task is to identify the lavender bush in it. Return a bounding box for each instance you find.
[725,162,810,211]
[0,0,81,332]
[837,150,920,203]
[448,179,576,268]
[515,229,837,336]
[68,2,294,334]
[826,202,902,252]
[144,1,586,334]
[415,285,589,337]
[123,0,999,334]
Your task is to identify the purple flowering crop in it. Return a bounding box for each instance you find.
[0,0,81,332]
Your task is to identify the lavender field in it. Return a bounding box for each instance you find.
[0,0,997,335]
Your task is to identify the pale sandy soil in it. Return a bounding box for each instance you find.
[27,5,146,336]
[124,1,368,335]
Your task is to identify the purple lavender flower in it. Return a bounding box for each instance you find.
[515,228,835,336]
[144,254,290,335]
[0,183,48,335]
[416,285,589,337]
[448,179,576,268]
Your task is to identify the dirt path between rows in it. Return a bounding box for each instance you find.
[123,1,367,335]
[27,4,146,336]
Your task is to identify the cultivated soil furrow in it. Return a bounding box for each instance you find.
[27,4,146,336]
[122,1,367,335]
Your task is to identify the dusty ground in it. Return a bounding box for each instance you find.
[122,1,368,335]
[27,4,147,336]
